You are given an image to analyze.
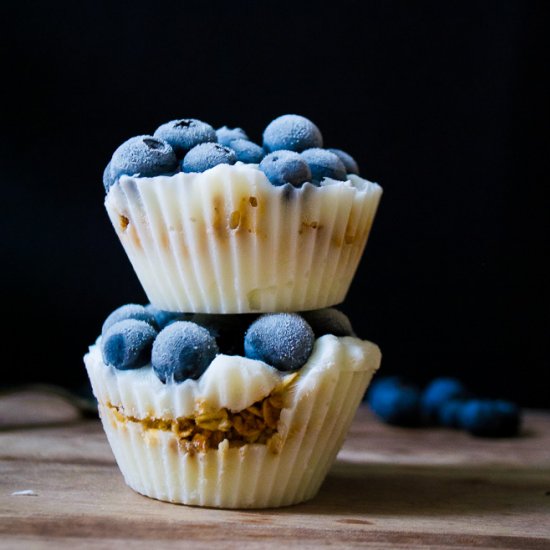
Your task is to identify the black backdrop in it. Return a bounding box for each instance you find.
[2,1,549,407]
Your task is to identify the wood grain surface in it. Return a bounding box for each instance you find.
[1,390,549,549]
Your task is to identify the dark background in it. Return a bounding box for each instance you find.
[2,1,549,407]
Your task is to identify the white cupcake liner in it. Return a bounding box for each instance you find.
[85,335,381,508]
[105,163,382,313]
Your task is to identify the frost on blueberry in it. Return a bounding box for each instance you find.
[102,304,158,336]
[109,135,178,184]
[327,148,360,175]
[101,319,157,370]
[154,118,217,158]
[152,321,219,383]
[216,126,248,146]
[182,143,237,173]
[229,139,265,164]
[301,308,354,338]
[259,150,312,187]
[244,313,314,371]
[145,304,192,329]
[263,114,323,153]
[300,148,347,183]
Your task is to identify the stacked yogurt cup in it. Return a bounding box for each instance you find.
[84,115,383,508]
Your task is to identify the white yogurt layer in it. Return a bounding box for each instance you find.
[105,163,382,313]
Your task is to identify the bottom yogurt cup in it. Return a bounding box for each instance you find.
[84,332,381,508]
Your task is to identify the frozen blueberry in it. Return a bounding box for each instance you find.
[263,114,323,153]
[151,321,219,383]
[110,135,178,183]
[244,313,314,371]
[216,126,248,146]
[438,399,466,428]
[421,377,469,423]
[103,161,116,192]
[192,313,258,356]
[301,308,354,338]
[327,148,360,175]
[145,304,192,329]
[154,119,217,158]
[259,150,312,187]
[458,399,521,437]
[229,139,265,163]
[367,377,422,426]
[102,304,158,336]
[101,319,157,370]
[182,142,237,173]
[300,148,347,183]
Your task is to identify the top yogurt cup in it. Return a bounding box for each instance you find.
[103,115,383,313]
[106,162,382,313]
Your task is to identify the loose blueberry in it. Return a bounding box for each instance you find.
[300,148,347,183]
[438,399,466,428]
[216,126,248,146]
[244,313,314,371]
[103,161,116,192]
[327,148,360,175]
[151,321,219,383]
[102,304,158,336]
[101,319,157,370]
[301,308,354,338]
[421,377,469,423]
[154,119,217,158]
[145,304,192,329]
[182,142,237,173]
[229,139,265,164]
[110,135,178,182]
[263,114,323,153]
[259,150,312,187]
[367,377,422,426]
[458,399,521,437]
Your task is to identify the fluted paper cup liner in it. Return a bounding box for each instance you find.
[105,163,382,313]
[85,335,381,508]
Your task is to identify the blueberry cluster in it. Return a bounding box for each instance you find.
[366,376,521,437]
[100,304,352,384]
[103,115,360,192]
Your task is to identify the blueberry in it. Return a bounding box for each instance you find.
[244,313,314,371]
[229,139,265,164]
[216,126,248,146]
[301,308,354,338]
[300,148,347,183]
[459,399,521,437]
[151,321,219,383]
[438,399,466,428]
[182,142,237,173]
[327,148,360,175]
[421,377,469,423]
[110,135,178,183]
[145,304,192,329]
[102,304,158,336]
[192,313,258,356]
[154,119,217,158]
[103,161,116,192]
[367,377,422,426]
[259,150,312,187]
[101,319,157,370]
[263,114,323,153]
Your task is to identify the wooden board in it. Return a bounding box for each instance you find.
[1,390,549,549]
